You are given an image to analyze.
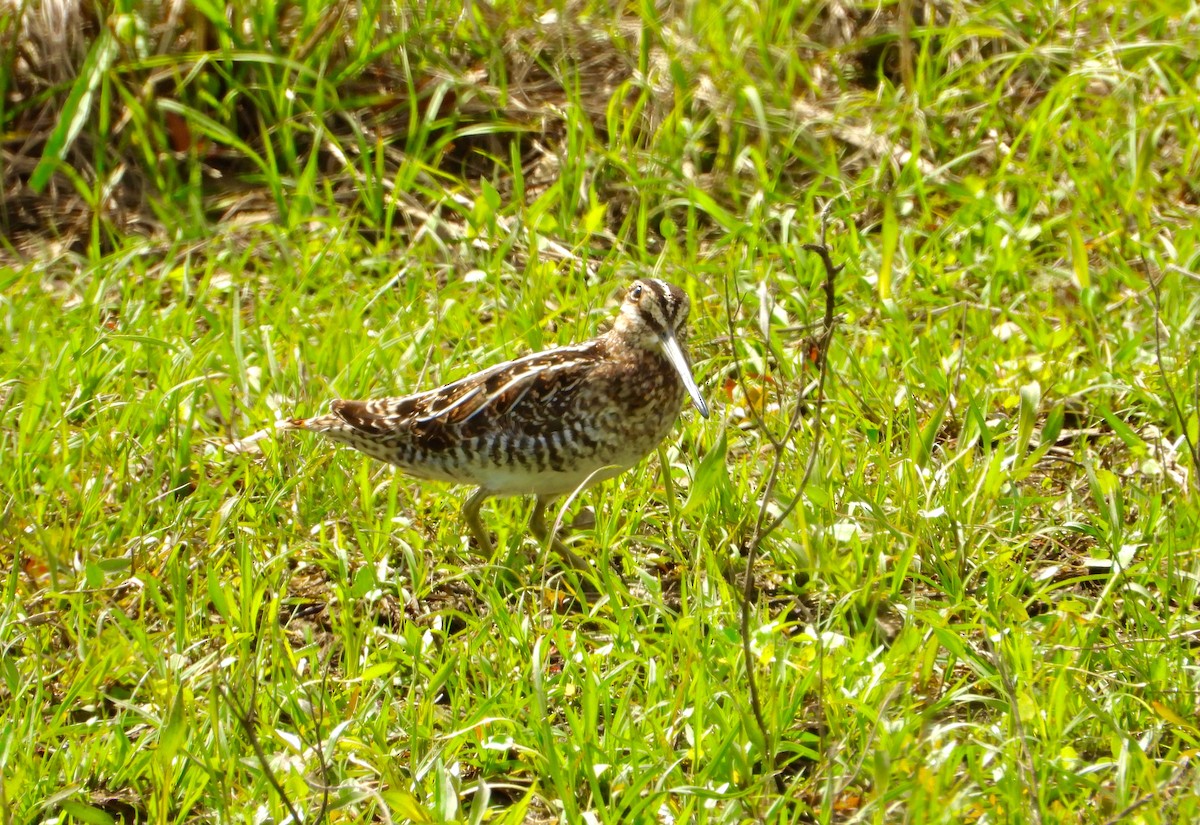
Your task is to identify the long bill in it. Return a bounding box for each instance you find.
[659,331,710,418]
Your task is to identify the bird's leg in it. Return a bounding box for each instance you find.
[462,487,494,555]
[530,495,591,571]
[571,508,596,530]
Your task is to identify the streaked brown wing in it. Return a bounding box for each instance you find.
[330,341,603,446]
[419,343,601,438]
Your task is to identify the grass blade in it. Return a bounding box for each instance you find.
[29,30,118,192]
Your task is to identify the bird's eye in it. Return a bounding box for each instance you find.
[629,284,644,300]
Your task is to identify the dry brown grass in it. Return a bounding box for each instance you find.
[0,0,964,258]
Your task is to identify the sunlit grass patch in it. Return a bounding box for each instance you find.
[2,0,1199,821]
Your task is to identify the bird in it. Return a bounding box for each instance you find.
[279,278,709,570]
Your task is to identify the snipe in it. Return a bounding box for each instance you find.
[280,279,709,569]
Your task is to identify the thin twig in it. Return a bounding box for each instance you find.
[750,231,841,541]
[1144,257,1200,498]
[221,683,304,825]
[982,632,1043,825]
[300,653,333,824]
[734,207,841,794]
[1045,626,1200,652]
[723,271,782,450]
[1101,750,1193,824]
[831,685,903,800]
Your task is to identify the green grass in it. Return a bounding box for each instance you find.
[2,0,1200,821]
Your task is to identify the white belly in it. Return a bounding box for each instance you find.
[469,461,633,497]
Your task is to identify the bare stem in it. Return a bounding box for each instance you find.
[221,683,305,825]
[734,206,841,795]
[1145,255,1200,499]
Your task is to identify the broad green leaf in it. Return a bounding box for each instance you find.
[1039,403,1064,451]
[358,660,397,682]
[30,30,119,192]
[879,198,898,301]
[1097,407,1145,452]
[351,564,378,598]
[1015,380,1041,457]
[965,396,991,455]
[1067,220,1091,289]
[740,84,767,136]
[381,788,435,823]
[911,399,948,468]
[84,561,104,589]
[59,801,115,825]
[1152,701,1200,736]
[157,686,187,767]
[683,431,729,514]
[686,186,738,234]
[207,568,230,622]
[583,202,608,235]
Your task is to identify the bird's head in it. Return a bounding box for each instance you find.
[612,278,709,418]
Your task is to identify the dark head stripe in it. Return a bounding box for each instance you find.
[644,279,668,302]
[625,278,690,336]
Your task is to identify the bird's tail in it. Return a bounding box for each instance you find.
[224,411,337,454]
[275,413,342,432]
